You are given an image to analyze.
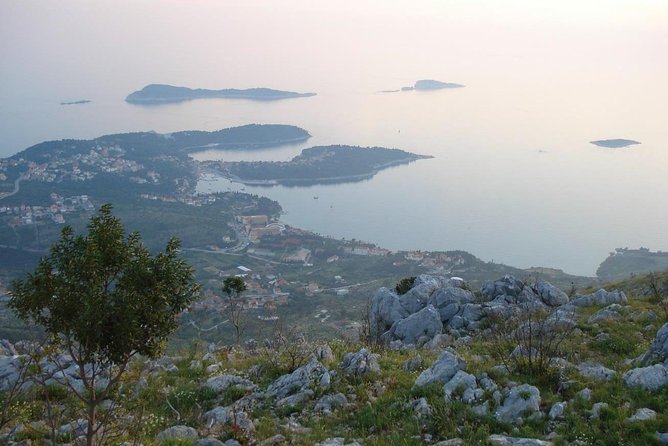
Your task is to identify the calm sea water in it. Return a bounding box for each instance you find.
[2,2,667,275]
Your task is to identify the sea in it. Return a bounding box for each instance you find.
[1,1,667,276]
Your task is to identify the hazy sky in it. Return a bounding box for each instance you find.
[2,0,667,99]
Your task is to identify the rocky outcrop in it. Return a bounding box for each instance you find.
[339,348,380,377]
[623,362,668,391]
[488,435,552,446]
[266,358,331,400]
[571,289,627,307]
[156,425,199,443]
[205,374,256,393]
[495,384,541,424]
[639,323,668,366]
[384,305,442,344]
[577,362,617,381]
[415,350,465,387]
[535,280,569,306]
[203,406,254,434]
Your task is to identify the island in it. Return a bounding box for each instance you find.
[60,100,91,105]
[400,79,465,91]
[126,84,317,104]
[590,139,641,148]
[205,145,433,186]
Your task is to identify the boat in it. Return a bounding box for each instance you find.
[313,196,319,199]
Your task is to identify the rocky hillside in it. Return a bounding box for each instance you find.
[1,273,667,445]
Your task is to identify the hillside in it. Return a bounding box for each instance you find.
[1,271,667,445]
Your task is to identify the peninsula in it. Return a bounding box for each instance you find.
[590,139,641,148]
[126,84,317,104]
[206,145,433,186]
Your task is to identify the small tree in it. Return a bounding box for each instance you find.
[9,204,200,446]
[223,276,247,345]
[395,276,416,295]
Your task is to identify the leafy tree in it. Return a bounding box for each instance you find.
[223,276,247,345]
[9,204,200,446]
[395,276,416,295]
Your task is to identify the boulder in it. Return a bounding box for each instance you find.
[488,435,552,446]
[314,393,347,414]
[590,402,609,420]
[623,363,668,391]
[0,356,22,392]
[495,384,541,424]
[627,408,657,422]
[639,323,668,366]
[369,288,409,334]
[402,355,423,372]
[202,406,254,434]
[428,287,476,322]
[481,275,526,301]
[411,397,432,418]
[339,348,380,377]
[415,350,465,387]
[576,362,617,381]
[0,340,17,356]
[571,289,627,307]
[156,425,199,443]
[314,439,361,446]
[205,374,256,393]
[588,305,623,323]
[443,370,479,403]
[535,280,569,307]
[385,305,442,344]
[314,344,335,362]
[276,390,313,408]
[197,439,225,446]
[548,402,567,420]
[266,358,330,399]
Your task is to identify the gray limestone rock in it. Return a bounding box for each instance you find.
[202,406,254,434]
[590,402,609,420]
[369,287,409,334]
[588,305,623,323]
[623,363,668,391]
[339,348,380,377]
[266,358,330,399]
[411,397,432,418]
[495,384,541,424]
[314,344,335,362]
[386,305,443,344]
[639,323,668,366]
[481,275,526,301]
[488,435,552,446]
[415,350,465,387]
[627,408,657,422]
[535,280,569,307]
[577,362,617,381]
[428,287,476,322]
[276,389,313,408]
[314,438,361,446]
[548,402,567,420]
[156,425,199,443]
[571,289,627,307]
[443,370,478,403]
[197,439,226,446]
[205,374,256,393]
[314,393,348,414]
[402,355,423,372]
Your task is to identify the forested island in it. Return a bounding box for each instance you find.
[401,79,465,91]
[207,145,433,185]
[590,139,641,148]
[126,84,317,104]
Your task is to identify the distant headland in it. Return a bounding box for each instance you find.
[60,100,91,106]
[125,84,317,104]
[590,139,641,148]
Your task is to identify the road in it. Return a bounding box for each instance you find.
[0,176,24,201]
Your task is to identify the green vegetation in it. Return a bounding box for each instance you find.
[219,145,432,185]
[9,205,200,446]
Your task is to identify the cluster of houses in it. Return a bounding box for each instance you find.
[0,194,94,226]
